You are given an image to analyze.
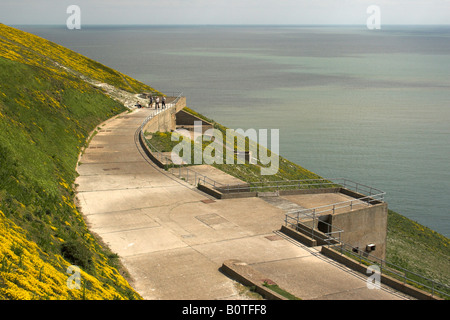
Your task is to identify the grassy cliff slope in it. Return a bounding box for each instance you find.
[0,23,158,299]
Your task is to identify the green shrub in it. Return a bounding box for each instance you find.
[61,239,93,271]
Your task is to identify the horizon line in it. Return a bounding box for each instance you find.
[9,23,450,27]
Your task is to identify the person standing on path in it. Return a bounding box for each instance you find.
[162,96,166,109]
[148,95,153,108]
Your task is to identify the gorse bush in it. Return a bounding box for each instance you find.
[0,24,150,299]
[61,240,93,271]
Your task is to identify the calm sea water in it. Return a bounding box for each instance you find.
[17,25,450,237]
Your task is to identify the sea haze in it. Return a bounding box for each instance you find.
[17,25,450,237]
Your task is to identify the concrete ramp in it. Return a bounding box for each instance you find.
[75,107,409,300]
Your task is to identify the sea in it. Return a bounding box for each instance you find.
[15,25,450,237]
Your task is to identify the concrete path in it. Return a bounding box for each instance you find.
[75,108,410,300]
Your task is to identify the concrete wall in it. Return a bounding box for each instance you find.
[220,260,287,300]
[198,183,257,200]
[339,188,383,205]
[279,188,341,196]
[143,96,186,133]
[321,246,442,300]
[138,131,166,169]
[330,203,388,260]
[175,109,213,133]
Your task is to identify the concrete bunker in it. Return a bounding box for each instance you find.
[281,187,388,260]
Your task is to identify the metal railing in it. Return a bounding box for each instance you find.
[220,178,384,198]
[285,208,344,245]
[141,137,226,189]
[139,91,183,131]
[283,178,385,225]
[138,96,229,190]
[328,242,450,299]
[282,179,385,253]
[172,165,225,189]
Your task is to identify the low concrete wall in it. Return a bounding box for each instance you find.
[176,109,213,133]
[201,185,342,200]
[321,246,443,300]
[280,225,341,247]
[198,183,257,200]
[279,187,340,196]
[138,131,166,169]
[220,260,288,300]
[339,188,383,205]
[280,225,317,247]
[198,183,223,199]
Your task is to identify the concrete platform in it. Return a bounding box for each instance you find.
[282,192,370,215]
[75,107,410,300]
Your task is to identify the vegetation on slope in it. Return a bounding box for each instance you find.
[386,210,450,287]
[147,106,323,183]
[0,23,158,299]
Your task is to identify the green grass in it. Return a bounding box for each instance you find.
[0,25,145,299]
[148,108,324,184]
[262,282,301,300]
[386,210,450,288]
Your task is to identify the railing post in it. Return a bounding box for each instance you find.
[312,209,316,240]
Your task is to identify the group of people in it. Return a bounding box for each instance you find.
[135,95,166,109]
[148,95,166,109]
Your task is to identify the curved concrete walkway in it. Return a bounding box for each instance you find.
[75,108,410,300]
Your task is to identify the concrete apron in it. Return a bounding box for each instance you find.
[75,108,408,300]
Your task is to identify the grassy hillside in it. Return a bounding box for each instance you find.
[386,210,450,287]
[0,23,159,299]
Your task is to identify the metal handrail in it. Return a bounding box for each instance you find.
[220,178,385,195]
[140,91,183,130]
[139,100,228,189]
[329,242,450,299]
[284,209,344,243]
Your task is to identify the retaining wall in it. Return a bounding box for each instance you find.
[321,246,443,300]
[143,96,186,133]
